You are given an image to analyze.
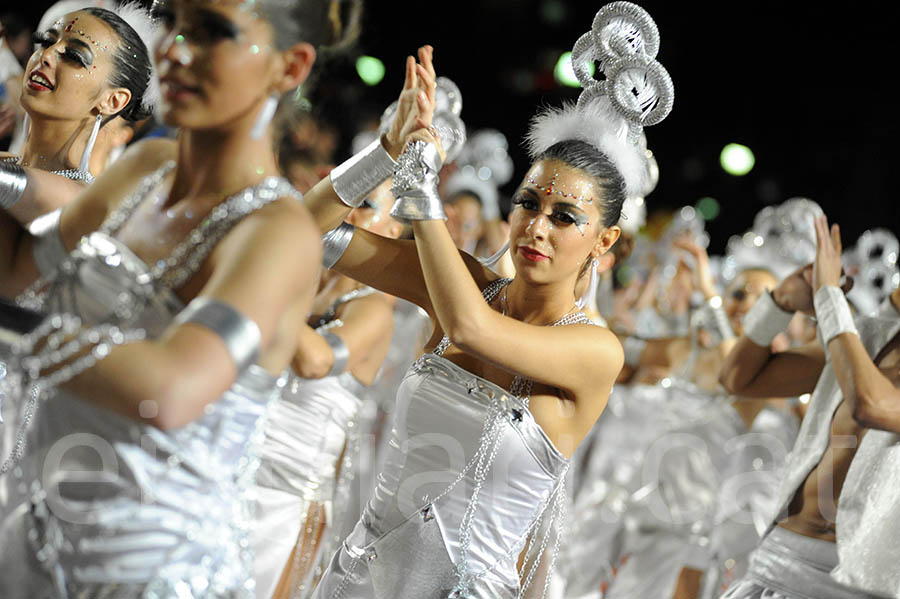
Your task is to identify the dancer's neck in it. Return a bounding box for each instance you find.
[19,114,93,173]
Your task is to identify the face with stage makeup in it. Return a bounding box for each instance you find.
[152,0,315,132]
[509,160,620,285]
[22,12,131,123]
[724,268,777,335]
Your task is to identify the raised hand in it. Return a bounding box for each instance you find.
[772,263,816,315]
[672,234,717,299]
[812,214,852,293]
[383,46,438,159]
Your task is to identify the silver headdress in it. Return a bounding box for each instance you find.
[525,1,674,198]
[378,76,467,162]
[444,129,514,221]
[720,197,825,284]
[843,228,900,315]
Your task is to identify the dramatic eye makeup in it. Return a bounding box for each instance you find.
[31,30,93,67]
[512,189,590,232]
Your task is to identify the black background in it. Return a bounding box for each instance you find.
[16,0,898,254]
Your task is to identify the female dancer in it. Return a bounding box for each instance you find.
[302,4,674,593]
[0,0,362,596]
[254,190,402,599]
[0,2,156,213]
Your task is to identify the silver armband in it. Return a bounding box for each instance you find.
[321,330,349,376]
[1,162,27,210]
[330,137,397,208]
[743,290,793,347]
[322,222,355,270]
[389,141,446,222]
[173,297,261,372]
[814,286,858,346]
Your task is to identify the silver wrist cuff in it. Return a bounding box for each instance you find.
[743,290,793,347]
[622,336,647,368]
[814,286,858,347]
[330,137,397,208]
[322,222,355,270]
[389,141,446,223]
[174,297,261,372]
[1,162,28,210]
[321,330,349,376]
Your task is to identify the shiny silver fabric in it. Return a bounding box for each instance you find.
[559,378,798,599]
[311,354,568,598]
[720,527,887,599]
[253,372,363,598]
[0,181,287,597]
[765,299,900,597]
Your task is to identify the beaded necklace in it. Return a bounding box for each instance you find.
[2,155,94,184]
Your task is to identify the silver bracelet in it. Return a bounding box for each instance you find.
[1,162,28,210]
[622,336,647,368]
[389,141,446,222]
[330,137,397,208]
[743,290,793,347]
[814,286,858,346]
[173,297,261,372]
[696,295,735,342]
[322,222,355,270]
[321,330,349,376]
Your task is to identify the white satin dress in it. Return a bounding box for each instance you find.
[0,164,298,598]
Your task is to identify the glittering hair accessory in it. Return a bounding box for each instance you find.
[720,197,825,283]
[525,1,674,198]
[844,228,900,315]
[444,129,514,220]
[379,76,467,162]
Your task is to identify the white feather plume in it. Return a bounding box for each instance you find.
[525,95,649,198]
[113,1,162,119]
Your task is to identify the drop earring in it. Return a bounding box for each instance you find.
[250,94,279,140]
[79,113,103,174]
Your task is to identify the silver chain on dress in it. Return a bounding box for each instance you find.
[2,156,94,184]
[429,278,587,598]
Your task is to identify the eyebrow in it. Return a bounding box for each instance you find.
[68,37,95,64]
[196,8,241,36]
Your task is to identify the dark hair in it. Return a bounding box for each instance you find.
[260,0,362,52]
[535,139,626,228]
[82,7,153,123]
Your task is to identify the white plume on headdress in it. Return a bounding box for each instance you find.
[112,1,162,118]
[525,95,649,198]
[37,1,161,119]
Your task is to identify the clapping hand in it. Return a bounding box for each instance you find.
[383,46,439,160]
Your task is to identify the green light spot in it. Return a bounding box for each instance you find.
[695,197,720,220]
[554,51,594,88]
[720,143,755,176]
[356,56,385,86]
[256,167,264,175]
[250,44,259,54]
[175,34,185,44]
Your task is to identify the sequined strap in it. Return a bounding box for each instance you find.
[2,155,94,184]
[157,177,302,290]
[99,161,176,235]
[432,278,511,357]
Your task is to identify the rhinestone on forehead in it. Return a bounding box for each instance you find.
[527,170,594,208]
[63,17,110,52]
